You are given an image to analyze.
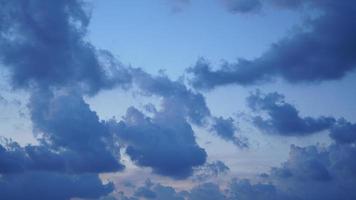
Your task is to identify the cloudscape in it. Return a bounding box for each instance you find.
[0,0,355,199]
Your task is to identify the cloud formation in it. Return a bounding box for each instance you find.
[130,69,247,148]
[111,106,207,179]
[247,91,335,136]
[211,117,248,148]
[329,119,356,145]
[0,0,131,94]
[0,172,113,200]
[0,0,127,198]
[189,1,356,89]
[118,131,356,200]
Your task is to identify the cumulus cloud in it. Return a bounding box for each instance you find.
[130,69,247,147]
[118,134,356,200]
[267,143,356,200]
[0,0,129,198]
[247,91,335,136]
[24,89,123,173]
[329,119,356,145]
[117,177,291,200]
[0,172,113,200]
[0,0,131,94]
[110,106,207,179]
[189,1,356,89]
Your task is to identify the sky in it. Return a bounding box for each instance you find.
[0,0,356,200]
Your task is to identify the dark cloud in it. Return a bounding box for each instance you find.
[119,139,356,200]
[110,106,207,179]
[227,179,291,200]
[120,179,185,200]
[329,119,356,145]
[189,1,356,89]
[117,177,292,200]
[28,90,124,173]
[0,172,113,200]
[271,145,331,181]
[188,183,226,200]
[131,69,248,147]
[267,143,356,200]
[0,0,131,94]
[131,69,210,126]
[0,88,123,198]
[211,117,248,148]
[247,91,335,136]
[0,141,27,174]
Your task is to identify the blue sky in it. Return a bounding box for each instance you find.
[0,0,356,200]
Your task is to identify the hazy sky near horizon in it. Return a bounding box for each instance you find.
[0,1,356,200]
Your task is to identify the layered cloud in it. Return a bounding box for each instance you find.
[189,1,356,89]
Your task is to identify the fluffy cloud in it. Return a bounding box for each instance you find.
[0,0,131,94]
[118,136,356,200]
[189,1,356,89]
[329,119,356,144]
[0,172,113,200]
[267,144,356,200]
[247,91,335,136]
[111,106,207,179]
[131,69,247,147]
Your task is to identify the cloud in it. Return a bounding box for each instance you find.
[116,177,291,200]
[189,1,356,89]
[227,179,291,200]
[131,69,210,126]
[28,90,124,173]
[266,143,356,200]
[0,172,113,200]
[194,160,230,181]
[0,141,27,174]
[118,135,356,200]
[329,119,356,145]
[188,183,226,200]
[211,117,248,148]
[0,0,131,95]
[247,91,335,136]
[221,0,262,13]
[111,106,207,179]
[131,69,247,147]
